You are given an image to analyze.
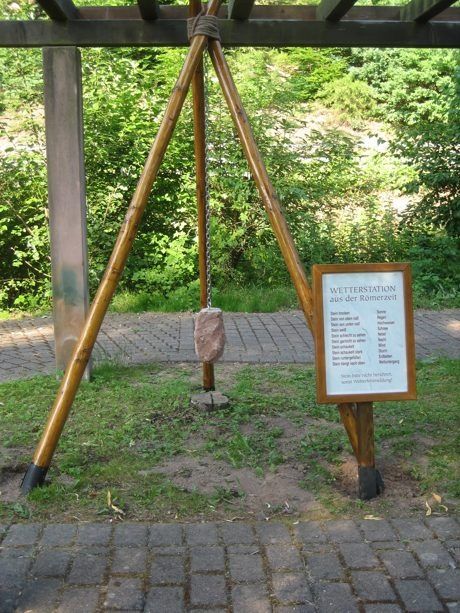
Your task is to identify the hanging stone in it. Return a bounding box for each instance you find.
[194,307,226,364]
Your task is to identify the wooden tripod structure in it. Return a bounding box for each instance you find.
[21,0,381,500]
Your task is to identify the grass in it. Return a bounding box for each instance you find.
[0,359,458,523]
[109,282,298,314]
[2,281,458,320]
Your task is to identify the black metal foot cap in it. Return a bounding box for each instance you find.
[21,463,48,495]
[358,467,384,500]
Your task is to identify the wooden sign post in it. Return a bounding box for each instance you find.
[313,263,416,499]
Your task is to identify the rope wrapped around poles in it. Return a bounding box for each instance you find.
[187,11,221,41]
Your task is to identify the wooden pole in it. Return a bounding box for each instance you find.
[21,0,222,494]
[338,403,359,458]
[356,402,384,499]
[43,47,91,380]
[190,0,215,391]
[207,40,314,329]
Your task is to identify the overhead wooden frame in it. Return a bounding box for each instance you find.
[1,3,459,48]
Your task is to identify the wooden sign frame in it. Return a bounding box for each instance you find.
[313,262,416,404]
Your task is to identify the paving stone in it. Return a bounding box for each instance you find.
[185,523,218,545]
[390,519,434,541]
[324,520,361,543]
[68,553,107,584]
[229,552,266,582]
[339,542,379,569]
[190,546,225,572]
[315,582,359,613]
[426,517,460,540]
[228,544,262,554]
[190,574,227,607]
[0,546,34,559]
[266,545,303,571]
[294,521,327,544]
[395,579,443,612]
[379,550,423,578]
[412,539,456,568]
[111,547,147,574]
[360,520,397,542]
[57,587,100,613]
[219,522,255,544]
[3,523,41,547]
[371,541,406,551]
[76,523,112,546]
[150,555,185,584]
[149,524,183,547]
[104,578,144,610]
[0,556,32,587]
[31,549,72,577]
[446,539,460,563]
[274,606,315,613]
[257,522,292,544]
[144,586,185,612]
[150,545,185,555]
[113,523,148,547]
[364,606,403,613]
[0,586,21,613]
[272,573,312,604]
[231,583,271,613]
[306,552,344,580]
[351,570,396,601]
[15,578,62,612]
[40,524,76,547]
[428,568,460,600]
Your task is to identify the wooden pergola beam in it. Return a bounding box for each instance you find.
[316,0,358,21]
[400,0,457,22]
[137,0,159,20]
[228,0,256,20]
[1,16,459,48]
[37,0,79,21]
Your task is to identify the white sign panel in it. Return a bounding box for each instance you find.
[322,271,408,396]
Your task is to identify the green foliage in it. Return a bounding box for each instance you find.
[0,36,458,312]
[317,75,377,122]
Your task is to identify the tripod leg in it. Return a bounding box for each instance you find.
[21,0,223,494]
[208,41,314,330]
[208,43,384,501]
[191,0,215,392]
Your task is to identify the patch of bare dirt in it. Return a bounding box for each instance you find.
[146,455,323,518]
[0,466,26,503]
[332,453,426,515]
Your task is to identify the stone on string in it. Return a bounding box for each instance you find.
[194,307,226,363]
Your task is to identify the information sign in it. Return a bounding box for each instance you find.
[313,263,416,403]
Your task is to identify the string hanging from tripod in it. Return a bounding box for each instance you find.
[193,45,226,365]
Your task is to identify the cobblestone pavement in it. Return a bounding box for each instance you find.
[0,517,458,612]
[0,309,458,382]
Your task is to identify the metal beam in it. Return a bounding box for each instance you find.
[37,0,79,21]
[400,0,457,22]
[317,0,358,21]
[137,0,159,20]
[1,12,460,48]
[228,0,255,20]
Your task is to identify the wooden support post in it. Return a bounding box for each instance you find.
[191,0,215,392]
[356,402,384,500]
[208,40,314,330]
[21,0,222,494]
[338,403,359,459]
[43,47,91,381]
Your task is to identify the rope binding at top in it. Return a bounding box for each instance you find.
[187,10,221,42]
